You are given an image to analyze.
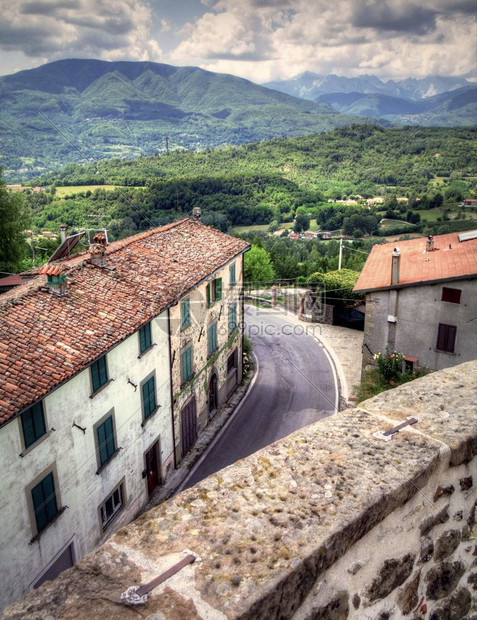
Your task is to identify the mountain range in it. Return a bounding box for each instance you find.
[1,59,475,181]
[264,72,473,101]
[0,59,366,180]
[264,72,476,125]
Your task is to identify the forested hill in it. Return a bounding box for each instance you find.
[26,125,477,240]
[0,58,371,181]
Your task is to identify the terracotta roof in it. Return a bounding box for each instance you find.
[354,231,477,293]
[0,219,249,426]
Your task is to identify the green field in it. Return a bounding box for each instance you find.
[55,185,118,196]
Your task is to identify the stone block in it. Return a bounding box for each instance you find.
[425,561,465,600]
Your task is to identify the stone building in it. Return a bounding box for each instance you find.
[354,231,477,374]
[0,218,249,611]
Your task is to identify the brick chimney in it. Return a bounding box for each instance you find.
[192,207,202,222]
[59,225,67,243]
[391,247,400,285]
[40,264,67,296]
[89,232,107,267]
[426,235,434,252]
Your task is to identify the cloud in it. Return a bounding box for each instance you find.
[168,0,477,82]
[0,0,164,63]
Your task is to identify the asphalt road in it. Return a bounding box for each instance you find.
[182,305,338,489]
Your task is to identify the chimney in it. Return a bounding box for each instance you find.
[59,225,67,243]
[426,235,434,252]
[391,247,400,285]
[40,264,67,296]
[89,232,107,267]
[192,207,202,222]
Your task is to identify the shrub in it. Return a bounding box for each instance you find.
[374,347,404,383]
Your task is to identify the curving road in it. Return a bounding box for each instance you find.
[181,305,338,489]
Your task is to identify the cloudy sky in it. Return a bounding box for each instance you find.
[0,0,476,83]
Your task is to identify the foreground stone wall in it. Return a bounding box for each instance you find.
[3,361,476,619]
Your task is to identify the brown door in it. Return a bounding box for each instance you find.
[181,397,197,457]
[145,440,160,496]
[208,373,218,417]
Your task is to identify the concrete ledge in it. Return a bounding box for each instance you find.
[4,361,476,619]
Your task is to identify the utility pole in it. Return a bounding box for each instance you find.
[338,236,343,271]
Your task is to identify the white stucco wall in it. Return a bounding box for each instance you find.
[362,279,477,372]
[0,310,173,611]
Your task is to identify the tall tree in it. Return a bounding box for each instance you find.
[0,169,29,273]
[244,245,275,284]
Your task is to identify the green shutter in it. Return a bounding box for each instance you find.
[139,323,151,353]
[97,416,115,465]
[22,401,46,449]
[32,472,57,533]
[181,347,193,384]
[206,283,211,308]
[208,323,217,356]
[181,299,190,329]
[91,356,108,392]
[143,376,156,418]
[215,278,222,301]
[229,303,237,334]
[230,264,236,286]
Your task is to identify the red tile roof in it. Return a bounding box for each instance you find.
[0,219,249,426]
[354,231,477,293]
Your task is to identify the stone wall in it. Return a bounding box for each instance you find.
[3,361,476,619]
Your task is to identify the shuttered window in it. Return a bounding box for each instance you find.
[441,287,461,304]
[97,416,116,466]
[142,376,157,420]
[21,401,46,449]
[208,322,218,357]
[181,346,193,384]
[181,299,190,329]
[436,323,457,353]
[206,278,222,307]
[32,472,58,533]
[229,263,236,286]
[91,356,108,393]
[139,322,152,353]
[100,483,124,530]
[229,303,237,334]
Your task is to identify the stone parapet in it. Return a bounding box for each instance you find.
[4,361,476,619]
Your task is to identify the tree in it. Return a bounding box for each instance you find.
[244,245,275,284]
[0,169,29,273]
[294,212,310,233]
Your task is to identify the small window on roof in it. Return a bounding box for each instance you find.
[441,287,461,304]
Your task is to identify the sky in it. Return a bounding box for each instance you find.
[0,0,476,83]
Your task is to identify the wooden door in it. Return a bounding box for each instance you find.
[208,373,218,416]
[145,440,160,496]
[181,397,197,457]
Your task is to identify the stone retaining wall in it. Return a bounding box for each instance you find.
[3,361,476,619]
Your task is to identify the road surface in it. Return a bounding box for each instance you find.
[181,305,338,489]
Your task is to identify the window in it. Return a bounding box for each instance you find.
[96,415,116,467]
[21,401,46,449]
[206,277,222,307]
[31,472,58,534]
[441,287,461,304]
[229,302,237,335]
[91,356,108,393]
[227,349,238,374]
[229,263,236,286]
[100,482,124,530]
[208,322,218,357]
[181,345,193,385]
[436,323,457,353]
[142,375,157,420]
[181,298,190,330]
[139,322,152,354]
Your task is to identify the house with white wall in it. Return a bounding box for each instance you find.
[0,217,249,611]
[354,231,477,375]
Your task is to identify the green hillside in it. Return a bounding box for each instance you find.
[22,124,477,242]
[0,58,371,181]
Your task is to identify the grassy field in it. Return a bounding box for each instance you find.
[55,185,118,196]
[233,219,318,235]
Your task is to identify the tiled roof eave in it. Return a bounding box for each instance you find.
[354,272,477,294]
